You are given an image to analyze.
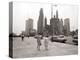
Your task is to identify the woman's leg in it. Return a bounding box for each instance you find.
[37,44,40,51]
[45,44,48,50]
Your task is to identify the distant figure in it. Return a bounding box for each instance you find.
[36,35,42,51]
[27,34,29,38]
[21,35,24,41]
[44,35,49,50]
[27,35,29,38]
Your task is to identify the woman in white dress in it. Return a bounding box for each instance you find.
[44,35,49,50]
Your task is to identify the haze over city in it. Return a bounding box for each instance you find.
[13,2,78,34]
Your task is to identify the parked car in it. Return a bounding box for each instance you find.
[50,35,67,43]
[50,36,58,42]
[34,35,43,39]
[57,35,67,43]
[73,35,78,45]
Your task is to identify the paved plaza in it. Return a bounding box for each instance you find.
[13,37,78,58]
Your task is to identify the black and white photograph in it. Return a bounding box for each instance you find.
[9,1,78,58]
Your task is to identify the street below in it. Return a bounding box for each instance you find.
[13,37,78,58]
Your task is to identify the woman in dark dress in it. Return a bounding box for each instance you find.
[35,35,42,51]
[21,35,24,41]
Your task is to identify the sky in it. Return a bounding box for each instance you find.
[13,2,78,34]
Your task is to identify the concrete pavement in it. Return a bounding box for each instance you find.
[13,37,78,58]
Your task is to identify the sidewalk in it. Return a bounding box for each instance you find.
[13,37,78,58]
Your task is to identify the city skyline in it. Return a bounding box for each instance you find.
[9,2,78,58]
[13,2,78,34]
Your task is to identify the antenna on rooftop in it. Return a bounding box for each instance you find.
[51,4,58,18]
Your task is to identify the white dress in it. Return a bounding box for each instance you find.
[44,37,48,50]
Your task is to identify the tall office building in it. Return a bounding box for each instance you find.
[37,8,44,35]
[50,10,60,35]
[25,18,33,35]
[56,10,58,19]
[43,17,48,36]
[44,17,47,28]
[59,19,63,34]
[64,18,70,35]
[50,15,60,35]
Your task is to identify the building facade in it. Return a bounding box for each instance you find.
[49,10,66,36]
[50,15,60,35]
[59,19,63,35]
[25,18,33,36]
[64,18,70,35]
[37,8,44,35]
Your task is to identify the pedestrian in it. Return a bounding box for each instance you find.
[27,34,29,38]
[44,35,49,50]
[36,35,42,51]
[21,34,24,41]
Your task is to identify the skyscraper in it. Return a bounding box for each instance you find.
[50,15,60,35]
[56,10,58,19]
[37,8,44,35]
[64,18,70,35]
[50,10,61,35]
[44,17,47,28]
[59,19,63,34]
[25,18,33,35]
